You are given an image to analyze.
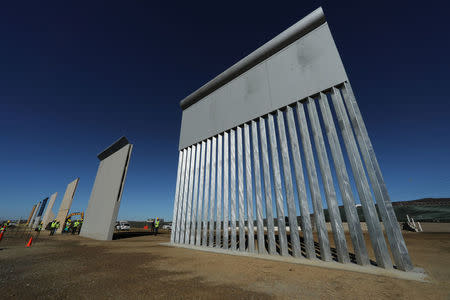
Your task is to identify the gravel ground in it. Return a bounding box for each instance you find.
[0,227,449,299]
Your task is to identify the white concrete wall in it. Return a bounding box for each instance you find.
[80,144,132,241]
[55,178,79,233]
[41,192,57,229]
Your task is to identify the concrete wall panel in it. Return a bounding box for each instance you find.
[29,201,41,228]
[55,178,79,233]
[41,192,57,229]
[26,204,37,225]
[32,197,49,229]
[80,141,132,241]
[179,21,347,150]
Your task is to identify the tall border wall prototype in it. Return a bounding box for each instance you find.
[55,178,80,233]
[41,192,58,229]
[171,7,414,272]
[80,137,133,241]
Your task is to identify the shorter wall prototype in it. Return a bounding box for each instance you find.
[80,137,133,241]
[32,197,48,229]
[28,201,41,228]
[41,192,58,229]
[55,178,80,233]
[26,204,37,225]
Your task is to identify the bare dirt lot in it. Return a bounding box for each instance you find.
[1,227,449,299]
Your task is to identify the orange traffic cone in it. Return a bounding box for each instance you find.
[0,231,4,242]
[26,236,33,247]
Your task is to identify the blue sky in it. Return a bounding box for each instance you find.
[0,1,449,220]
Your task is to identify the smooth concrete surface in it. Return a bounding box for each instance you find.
[179,21,348,149]
[180,7,326,110]
[55,178,79,233]
[80,143,132,241]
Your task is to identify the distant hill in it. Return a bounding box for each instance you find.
[392,198,450,207]
[326,198,450,223]
[127,198,450,225]
[305,198,450,224]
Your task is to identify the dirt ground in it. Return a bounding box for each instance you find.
[0,226,449,299]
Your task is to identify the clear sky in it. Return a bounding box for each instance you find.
[1,1,449,221]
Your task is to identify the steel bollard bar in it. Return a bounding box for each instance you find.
[251,120,266,254]
[223,132,230,249]
[330,87,393,269]
[306,97,350,263]
[179,147,192,244]
[216,134,223,248]
[341,82,413,271]
[174,149,187,243]
[170,151,184,243]
[276,110,302,258]
[208,137,217,247]
[237,126,246,251]
[230,129,237,251]
[175,148,188,243]
[267,114,289,256]
[285,106,315,259]
[244,123,255,253]
[195,141,206,246]
[202,139,212,247]
[190,143,202,245]
[296,102,331,261]
[184,144,197,243]
[259,117,277,255]
[318,92,369,266]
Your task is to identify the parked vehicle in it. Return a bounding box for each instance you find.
[115,220,130,231]
[162,224,172,230]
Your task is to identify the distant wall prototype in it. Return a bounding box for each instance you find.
[32,197,49,229]
[28,202,41,227]
[26,204,37,225]
[55,178,80,233]
[41,192,58,228]
[80,137,133,241]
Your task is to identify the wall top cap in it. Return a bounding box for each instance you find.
[97,136,130,161]
[179,7,326,110]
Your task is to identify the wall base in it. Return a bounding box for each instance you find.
[161,242,427,282]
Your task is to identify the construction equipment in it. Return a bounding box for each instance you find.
[66,212,84,220]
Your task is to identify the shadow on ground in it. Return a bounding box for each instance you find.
[112,231,160,240]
